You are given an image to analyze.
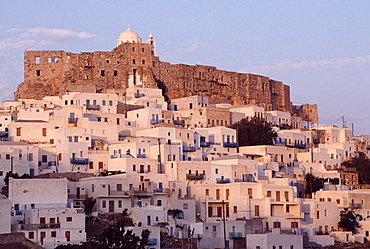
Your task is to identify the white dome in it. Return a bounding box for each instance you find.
[116,25,141,46]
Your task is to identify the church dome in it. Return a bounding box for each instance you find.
[116,25,141,46]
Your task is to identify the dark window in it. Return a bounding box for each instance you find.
[42,155,47,163]
[101,70,105,76]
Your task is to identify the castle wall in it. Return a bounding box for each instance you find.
[16,41,315,121]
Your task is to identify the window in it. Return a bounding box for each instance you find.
[16,127,21,136]
[6,154,10,160]
[51,231,56,237]
[36,70,41,76]
[117,184,122,191]
[234,206,237,213]
[118,200,122,208]
[205,189,209,196]
[109,100,113,106]
[248,188,253,198]
[133,165,136,171]
[102,100,106,106]
[42,128,47,136]
[267,191,271,197]
[99,162,103,169]
[102,201,106,208]
[42,155,47,163]
[208,207,213,217]
[35,56,40,64]
[142,59,145,64]
[89,162,93,169]
[132,59,136,64]
[276,191,281,201]
[285,191,289,201]
[101,70,105,76]
[216,189,220,200]
[183,203,188,209]
[29,232,34,239]
[317,210,320,219]
[66,217,72,222]
[213,225,217,232]
[226,189,230,200]
[255,205,260,216]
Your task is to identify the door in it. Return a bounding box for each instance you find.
[217,207,222,217]
[65,231,70,241]
[109,201,114,212]
[40,232,46,244]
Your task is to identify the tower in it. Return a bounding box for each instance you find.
[146,32,156,56]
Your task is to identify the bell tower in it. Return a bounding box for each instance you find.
[147,32,156,56]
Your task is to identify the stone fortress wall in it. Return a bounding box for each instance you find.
[16,27,318,123]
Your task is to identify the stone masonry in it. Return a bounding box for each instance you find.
[16,39,317,122]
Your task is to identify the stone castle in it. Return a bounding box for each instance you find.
[16,26,318,123]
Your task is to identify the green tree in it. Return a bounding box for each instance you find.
[305,173,325,196]
[338,208,363,233]
[83,197,97,216]
[342,156,370,184]
[230,117,277,146]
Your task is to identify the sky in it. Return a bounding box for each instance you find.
[1,1,370,134]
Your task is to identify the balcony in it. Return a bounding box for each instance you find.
[19,223,61,230]
[150,119,164,124]
[216,178,230,184]
[223,142,237,148]
[137,154,146,158]
[130,188,153,196]
[109,190,130,197]
[295,144,306,149]
[68,194,88,200]
[68,117,78,123]
[183,146,196,152]
[146,239,157,245]
[174,120,185,125]
[200,141,210,147]
[186,174,205,180]
[350,203,362,209]
[86,104,100,110]
[229,232,243,239]
[70,158,89,164]
[48,161,56,167]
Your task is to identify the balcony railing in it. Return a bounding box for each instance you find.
[68,117,78,123]
[86,104,100,110]
[174,120,185,125]
[150,119,164,124]
[186,174,205,180]
[223,142,237,148]
[137,154,146,158]
[350,203,362,209]
[295,144,306,149]
[48,161,56,167]
[19,223,61,230]
[216,178,230,184]
[229,232,243,239]
[68,194,87,200]
[200,141,210,147]
[183,146,196,152]
[109,190,130,197]
[130,188,153,196]
[70,158,89,164]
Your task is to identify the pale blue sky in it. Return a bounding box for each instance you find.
[1,1,370,134]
